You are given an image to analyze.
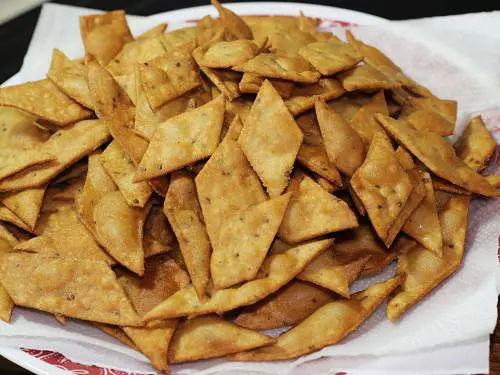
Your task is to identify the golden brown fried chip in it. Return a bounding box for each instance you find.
[106,36,166,77]
[239,80,303,197]
[375,114,499,197]
[400,97,456,137]
[297,144,343,186]
[211,0,253,40]
[0,120,110,192]
[0,80,93,126]
[454,116,496,171]
[349,91,389,146]
[0,252,141,326]
[164,171,211,300]
[351,132,413,241]
[402,172,443,255]
[314,174,339,193]
[99,141,152,207]
[53,159,88,184]
[234,280,334,330]
[383,168,426,248]
[139,49,201,110]
[298,249,370,298]
[47,49,94,109]
[136,23,167,40]
[211,193,291,289]
[338,64,401,92]
[299,37,362,75]
[285,79,345,116]
[279,174,357,243]
[80,10,133,65]
[334,224,398,277]
[134,95,224,181]
[143,238,333,320]
[431,176,471,195]
[94,191,149,275]
[0,205,31,232]
[195,115,267,245]
[15,207,114,265]
[117,257,190,372]
[231,276,401,361]
[239,73,295,99]
[161,27,197,50]
[316,97,365,177]
[169,315,273,363]
[1,187,46,231]
[0,149,55,183]
[0,225,15,322]
[143,205,176,258]
[197,40,258,68]
[233,53,320,83]
[387,194,470,320]
[113,71,138,105]
[327,97,362,122]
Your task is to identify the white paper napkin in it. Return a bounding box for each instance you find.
[1,4,498,374]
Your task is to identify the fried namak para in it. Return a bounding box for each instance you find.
[454,116,497,171]
[299,37,362,75]
[431,176,471,195]
[402,171,443,255]
[349,91,389,146]
[315,97,365,177]
[231,277,401,361]
[143,239,333,321]
[80,10,133,65]
[0,252,141,326]
[195,115,267,245]
[117,257,190,372]
[99,141,153,207]
[0,80,93,126]
[375,114,499,197]
[139,49,201,110]
[400,97,456,137]
[168,315,274,363]
[239,80,303,197]
[0,225,16,322]
[338,64,401,92]
[239,73,295,99]
[196,39,259,68]
[0,120,110,192]
[234,280,334,330]
[164,171,211,300]
[211,0,253,39]
[387,194,470,320]
[1,187,46,231]
[285,79,345,116]
[211,193,291,289]
[233,53,320,84]
[143,205,176,258]
[135,95,225,182]
[92,323,137,349]
[351,132,413,241]
[47,49,94,109]
[278,173,357,243]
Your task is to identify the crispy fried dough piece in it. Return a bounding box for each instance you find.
[338,64,401,92]
[402,171,443,255]
[168,315,273,363]
[99,141,152,207]
[454,116,497,171]
[164,171,211,300]
[47,49,94,109]
[197,40,258,68]
[211,0,253,39]
[231,277,401,361]
[0,225,16,322]
[375,114,499,197]
[136,23,168,40]
[239,80,303,197]
[139,49,201,110]
[298,250,370,298]
[1,187,46,231]
[278,174,357,243]
[387,194,470,320]
[195,115,267,245]
[92,323,137,349]
[211,193,291,289]
[431,176,471,195]
[239,73,294,99]
[143,239,333,321]
[80,10,133,65]
[0,205,31,232]
[134,95,225,181]
[400,99,456,137]
[0,80,93,126]
[0,120,110,192]
[285,79,345,116]
[351,132,413,240]
[94,191,149,275]
[299,37,362,75]
[161,27,197,50]
[234,280,334,330]
[0,252,141,326]
[233,53,320,83]
[316,97,365,177]
[0,149,54,183]
[349,91,389,146]
[143,205,176,258]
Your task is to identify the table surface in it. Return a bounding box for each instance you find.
[0,0,499,373]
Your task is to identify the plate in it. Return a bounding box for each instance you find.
[0,3,385,374]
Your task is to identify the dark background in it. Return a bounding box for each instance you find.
[1,0,499,83]
[0,0,499,374]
